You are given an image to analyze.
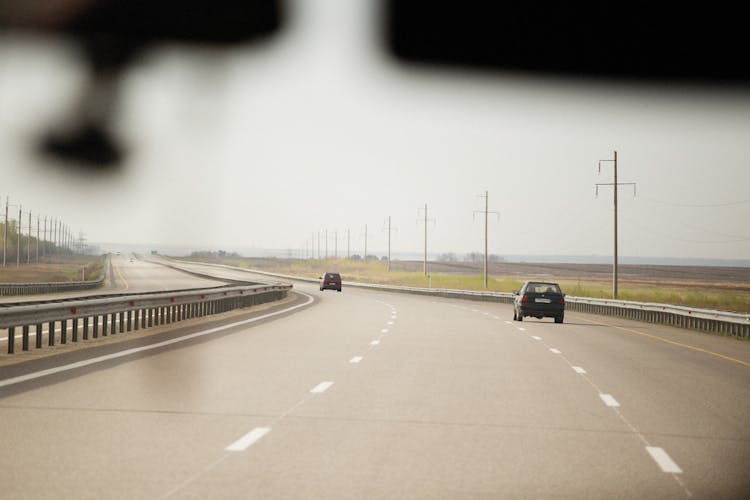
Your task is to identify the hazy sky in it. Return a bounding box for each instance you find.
[1,0,749,261]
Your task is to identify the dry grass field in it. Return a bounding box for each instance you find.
[0,255,104,283]
[179,256,750,313]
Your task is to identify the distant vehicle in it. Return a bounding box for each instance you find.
[513,281,565,323]
[319,272,342,292]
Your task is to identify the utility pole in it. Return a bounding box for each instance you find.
[3,197,8,267]
[27,210,31,263]
[17,205,21,266]
[43,216,47,258]
[325,229,328,259]
[383,216,398,271]
[36,214,40,262]
[417,204,435,276]
[596,150,636,299]
[334,230,338,258]
[473,191,500,289]
[347,229,350,258]
[362,224,368,260]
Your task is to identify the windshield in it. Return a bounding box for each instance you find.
[0,2,748,498]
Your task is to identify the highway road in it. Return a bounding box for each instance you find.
[0,263,749,498]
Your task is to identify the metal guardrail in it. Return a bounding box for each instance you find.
[1,283,291,354]
[169,260,749,339]
[0,278,105,297]
[565,296,750,338]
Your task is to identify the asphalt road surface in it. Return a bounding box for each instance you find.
[0,266,748,499]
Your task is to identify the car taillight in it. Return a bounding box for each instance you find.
[520,295,528,303]
[558,298,565,305]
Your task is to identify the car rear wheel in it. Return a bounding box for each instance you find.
[555,314,564,324]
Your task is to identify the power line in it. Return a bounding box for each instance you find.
[640,196,750,208]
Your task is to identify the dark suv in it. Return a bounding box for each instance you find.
[513,281,565,323]
[319,272,342,292]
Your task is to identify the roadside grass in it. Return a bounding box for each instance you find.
[178,256,750,313]
[0,255,105,283]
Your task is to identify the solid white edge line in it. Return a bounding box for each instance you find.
[0,291,315,389]
[646,447,683,473]
[310,381,334,394]
[599,393,621,407]
[225,427,271,451]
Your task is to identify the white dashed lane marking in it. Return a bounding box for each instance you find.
[549,348,562,354]
[646,447,683,474]
[225,427,271,451]
[370,340,380,346]
[381,329,389,333]
[599,394,620,407]
[349,356,363,364]
[573,366,587,374]
[531,335,540,340]
[310,381,334,394]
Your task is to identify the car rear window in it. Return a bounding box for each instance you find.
[525,283,561,294]
[326,273,340,279]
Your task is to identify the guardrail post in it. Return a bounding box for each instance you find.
[93,315,99,338]
[72,318,78,342]
[119,312,125,333]
[48,321,55,346]
[36,323,43,348]
[7,327,15,354]
[61,320,67,344]
[83,317,89,340]
[22,325,29,351]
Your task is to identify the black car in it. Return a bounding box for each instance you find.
[513,281,565,323]
[319,272,342,292]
